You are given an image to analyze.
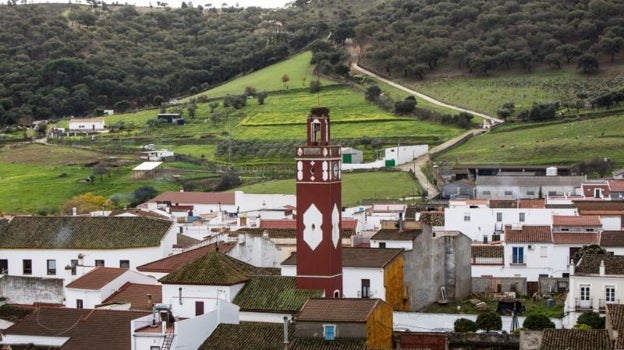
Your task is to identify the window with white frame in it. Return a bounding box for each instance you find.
[606,285,616,302]
[496,212,502,222]
[323,324,336,340]
[580,285,590,301]
[519,212,525,222]
[540,246,547,258]
[512,247,525,264]
[504,190,513,196]
[46,259,56,275]
[464,212,470,221]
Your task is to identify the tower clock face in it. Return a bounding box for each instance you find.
[332,162,339,179]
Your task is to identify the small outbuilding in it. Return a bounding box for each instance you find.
[132,161,163,179]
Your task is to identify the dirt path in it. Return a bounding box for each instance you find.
[350,61,500,200]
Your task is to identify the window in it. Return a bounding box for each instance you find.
[76,299,83,309]
[512,247,524,264]
[95,260,104,267]
[527,191,535,196]
[548,191,557,196]
[594,189,602,198]
[504,191,512,196]
[496,212,502,222]
[540,246,548,258]
[150,347,161,350]
[519,212,525,222]
[47,259,56,275]
[464,212,471,221]
[580,285,590,301]
[379,242,386,248]
[120,260,130,268]
[23,259,32,275]
[361,279,370,298]
[606,286,616,302]
[0,259,7,274]
[71,259,78,275]
[586,228,595,232]
[561,228,570,232]
[482,190,491,195]
[323,324,336,340]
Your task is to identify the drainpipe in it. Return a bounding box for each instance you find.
[283,316,289,350]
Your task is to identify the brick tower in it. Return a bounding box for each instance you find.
[295,107,343,297]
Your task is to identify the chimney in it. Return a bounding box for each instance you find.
[569,259,575,276]
[600,260,605,276]
[283,316,290,350]
[397,212,404,231]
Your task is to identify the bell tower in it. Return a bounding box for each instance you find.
[295,107,342,297]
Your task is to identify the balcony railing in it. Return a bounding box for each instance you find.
[599,298,620,309]
[575,298,594,310]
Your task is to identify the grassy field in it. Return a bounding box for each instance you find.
[189,51,336,100]
[435,115,624,165]
[403,63,624,117]
[233,170,423,207]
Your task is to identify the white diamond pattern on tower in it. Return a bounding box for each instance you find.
[332,204,340,248]
[303,204,323,250]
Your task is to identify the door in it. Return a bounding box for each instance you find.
[195,301,204,316]
[580,285,591,308]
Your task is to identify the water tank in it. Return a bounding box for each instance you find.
[546,166,558,176]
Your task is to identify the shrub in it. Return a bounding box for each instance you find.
[523,313,555,330]
[576,311,605,329]
[476,312,502,332]
[454,318,477,332]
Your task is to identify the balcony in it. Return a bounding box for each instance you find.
[574,298,594,311]
[599,298,620,310]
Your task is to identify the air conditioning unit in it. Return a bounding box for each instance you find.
[528,245,534,250]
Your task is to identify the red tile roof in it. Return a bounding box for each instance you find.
[552,215,602,226]
[297,298,382,322]
[504,225,552,243]
[4,308,149,350]
[258,219,296,229]
[137,242,235,273]
[281,247,404,268]
[600,231,624,247]
[149,191,235,205]
[341,218,357,230]
[471,245,504,259]
[540,329,610,350]
[607,304,624,349]
[609,180,624,192]
[552,232,599,245]
[517,199,545,209]
[100,282,162,311]
[66,267,128,290]
[576,254,624,275]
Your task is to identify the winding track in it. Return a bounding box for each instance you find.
[350,63,504,199]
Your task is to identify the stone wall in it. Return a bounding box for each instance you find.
[538,277,568,296]
[0,275,64,305]
[472,277,527,296]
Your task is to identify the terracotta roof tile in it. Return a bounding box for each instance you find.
[4,308,149,350]
[289,338,368,349]
[552,232,599,245]
[137,242,235,273]
[518,199,545,209]
[488,200,517,208]
[371,204,406,213]
[600,231,624,247]
[148,191,235,205]
[539,328,610,350]
[371,229,421,241]
[281,247,403,268]
[236,227,354,239]
[504,225,552,243]
[609,180,624,192]
[471,245,504,259]
[607,304,624,349]
[552,215,602,226]
[159,252,278,285]
[576,254,624,275]
[174,233,201,249]
[199,322,293,350]
[297,298,381,322]
[100,282,162,311]
[233,276,322,313]
[341,218,357,230]
[419,212,444,226]
[0,216,172,249]
[66,267,127,290]
[574,200,624,212]
[259,219,296,229]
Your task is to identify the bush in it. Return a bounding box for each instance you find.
[454,318,477,332]
[523,313,555,330]
[576,311,605,329]
[476,312,502,332]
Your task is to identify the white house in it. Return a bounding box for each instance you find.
[444,198,577,242]
[68,118,106,133]
[140,149,175,161]
[475,174,586,200]
[566,254,624,315]
[65,267,158,309]
[0,216,176,305]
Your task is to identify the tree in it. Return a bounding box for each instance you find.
[215,171,241,191]
[576,311,605,329]
[61,192,109,215]
[454,318,478,332]
[394,96,417,115]
[365,85,382,102]
[577,54,599,74]
[309,80,321,93]
[257,91,268,105]
[129,186,158,207]
[281,74,290,89]
[523,313,555,330]
[573,244,607,263]
[476,312,502,332]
